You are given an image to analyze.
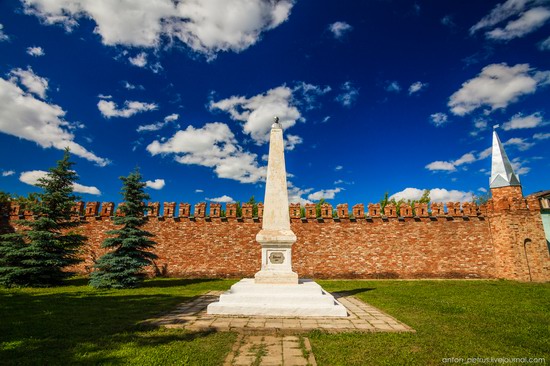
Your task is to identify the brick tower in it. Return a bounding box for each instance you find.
[489,128,550,281]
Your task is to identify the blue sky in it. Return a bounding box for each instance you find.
[1,0,549,206]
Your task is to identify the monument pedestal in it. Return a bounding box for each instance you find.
[207,279,348,317]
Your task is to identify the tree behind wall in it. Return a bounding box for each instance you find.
[0,150,86,287]
[90,169,157,289]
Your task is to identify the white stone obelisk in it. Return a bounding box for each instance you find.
[207,117,347,317]
[254,117,298,284]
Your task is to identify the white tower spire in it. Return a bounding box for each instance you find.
[490,128,520,189]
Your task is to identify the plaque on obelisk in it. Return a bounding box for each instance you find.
[254,117,298,284]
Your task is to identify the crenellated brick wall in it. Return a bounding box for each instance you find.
[2,190,549,281]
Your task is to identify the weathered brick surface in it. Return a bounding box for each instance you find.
[2,192,549,281]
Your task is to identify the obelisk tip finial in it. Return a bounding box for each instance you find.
[271,116,282,129]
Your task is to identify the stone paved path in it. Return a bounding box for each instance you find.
[145,291,414,365]
[223,335,317,366]
[146,291,414,334]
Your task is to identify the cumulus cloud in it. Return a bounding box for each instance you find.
[145,179,165,190]
[425,161,457,172]
[0,23,9,41]
[533,132,550,139]
[448,63,550,116]
[146,122,265,184]
[307,188,342,201]
[206,195,234,203]
[430,112,449,127]
[471,0,550,40]
[22,0,294,59]
[0,71,108,166]
[210,85,303,145]
[486,7,550,40]
[426,152,478,172]
[137,113,179,132]
[122,81,144,90]
[408,81,428,95]
[26,46,45,57]
[502,112,546,130]
[335,81,359,107]
[129,52,147,67]
[328,21,353,39]
[98,98,157,118]
[20,170,101,195]
[390,187,474,203]
[2,170,15,177]
[8,67,48,99]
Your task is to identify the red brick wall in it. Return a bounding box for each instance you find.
[3,195,549,281]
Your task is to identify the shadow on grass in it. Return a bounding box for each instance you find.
[333,288,375,298]
[0,290,211,365]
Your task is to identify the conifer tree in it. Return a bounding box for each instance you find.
[0,149,86,287]
[90,169,157,289]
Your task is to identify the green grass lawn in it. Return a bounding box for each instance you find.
[0,278,237,365]
[312,280,550,365]
[1,279,549,365]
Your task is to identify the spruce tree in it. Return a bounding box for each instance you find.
[90,169,157,289]
[0,149,86,287]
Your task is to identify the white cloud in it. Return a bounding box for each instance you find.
[533,132,550,139]
[2,170,15,177]
[504,137,535,150]
[471,118,489,136]
[408,81,428,95]
[511,157,530,175]
[502,112,546,130]
[288,185,313,205]
[98,99,157,118]
[146,122,265,184]
[390,187,474,203]
[448,63,550,116]
[0,72,108,166]
[195,189,204,193]
[453,153,477,166]
[8,67,48,99]
[22,0,293,59]
[210,85,302,145]
[425,161,457,172]
[293,82,331,111]
[335,81,359,107]
[284,134,303,151]
[122,80,144,90]
[206,195,234,203]
[441,15,455,28]
[385,81,401,93]
[26,46,45,57]
[328,21,353,39]
[335,165,343,171]
[486,7,550,40]
[430,112,449,127]
[0,23,9,42]
[137,113,180,132]
[539,35,550,50]
[478,187,488,193]
[470,0,542,33]
[307,188,342,201]
[20,170,101,195]
[129,52,147,67]
[145,179,165,190]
